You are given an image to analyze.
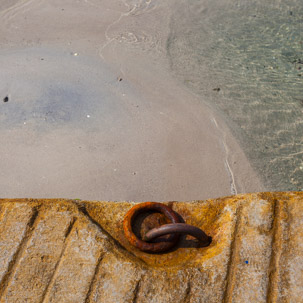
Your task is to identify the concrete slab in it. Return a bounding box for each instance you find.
[0,192,302,302]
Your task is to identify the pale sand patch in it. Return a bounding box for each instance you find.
[0,0,264,201]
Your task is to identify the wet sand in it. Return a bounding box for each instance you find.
[0,0,264,201]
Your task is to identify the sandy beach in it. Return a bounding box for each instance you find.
[0,0,264,201]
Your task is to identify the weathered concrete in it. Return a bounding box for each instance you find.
[0,192,302,302]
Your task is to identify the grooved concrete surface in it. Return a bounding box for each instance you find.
[0,192,302,302]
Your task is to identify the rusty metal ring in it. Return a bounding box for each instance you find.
[123,202,181,253]
[143,223,212,246]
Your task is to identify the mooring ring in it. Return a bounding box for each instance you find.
[144,223,212,246]
[123,202,181,253]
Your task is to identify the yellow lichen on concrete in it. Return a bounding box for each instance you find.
[0,192,303,302]
[84,197,241,267]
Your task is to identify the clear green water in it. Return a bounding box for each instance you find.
[168,0,303,191]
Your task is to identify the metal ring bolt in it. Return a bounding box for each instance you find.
[123,202,211,253]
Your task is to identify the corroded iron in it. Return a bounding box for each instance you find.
[123,202,211,253]
[144,223,212,247]
[123,202,181,253]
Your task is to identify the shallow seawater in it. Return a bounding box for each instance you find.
[168,0,303,191]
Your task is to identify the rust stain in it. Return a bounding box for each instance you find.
[83,197,242,267]
[123,202,181,253]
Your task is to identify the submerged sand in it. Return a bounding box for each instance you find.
[0,0,264,201]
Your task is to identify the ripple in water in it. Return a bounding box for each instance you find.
[168,0,303,191]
